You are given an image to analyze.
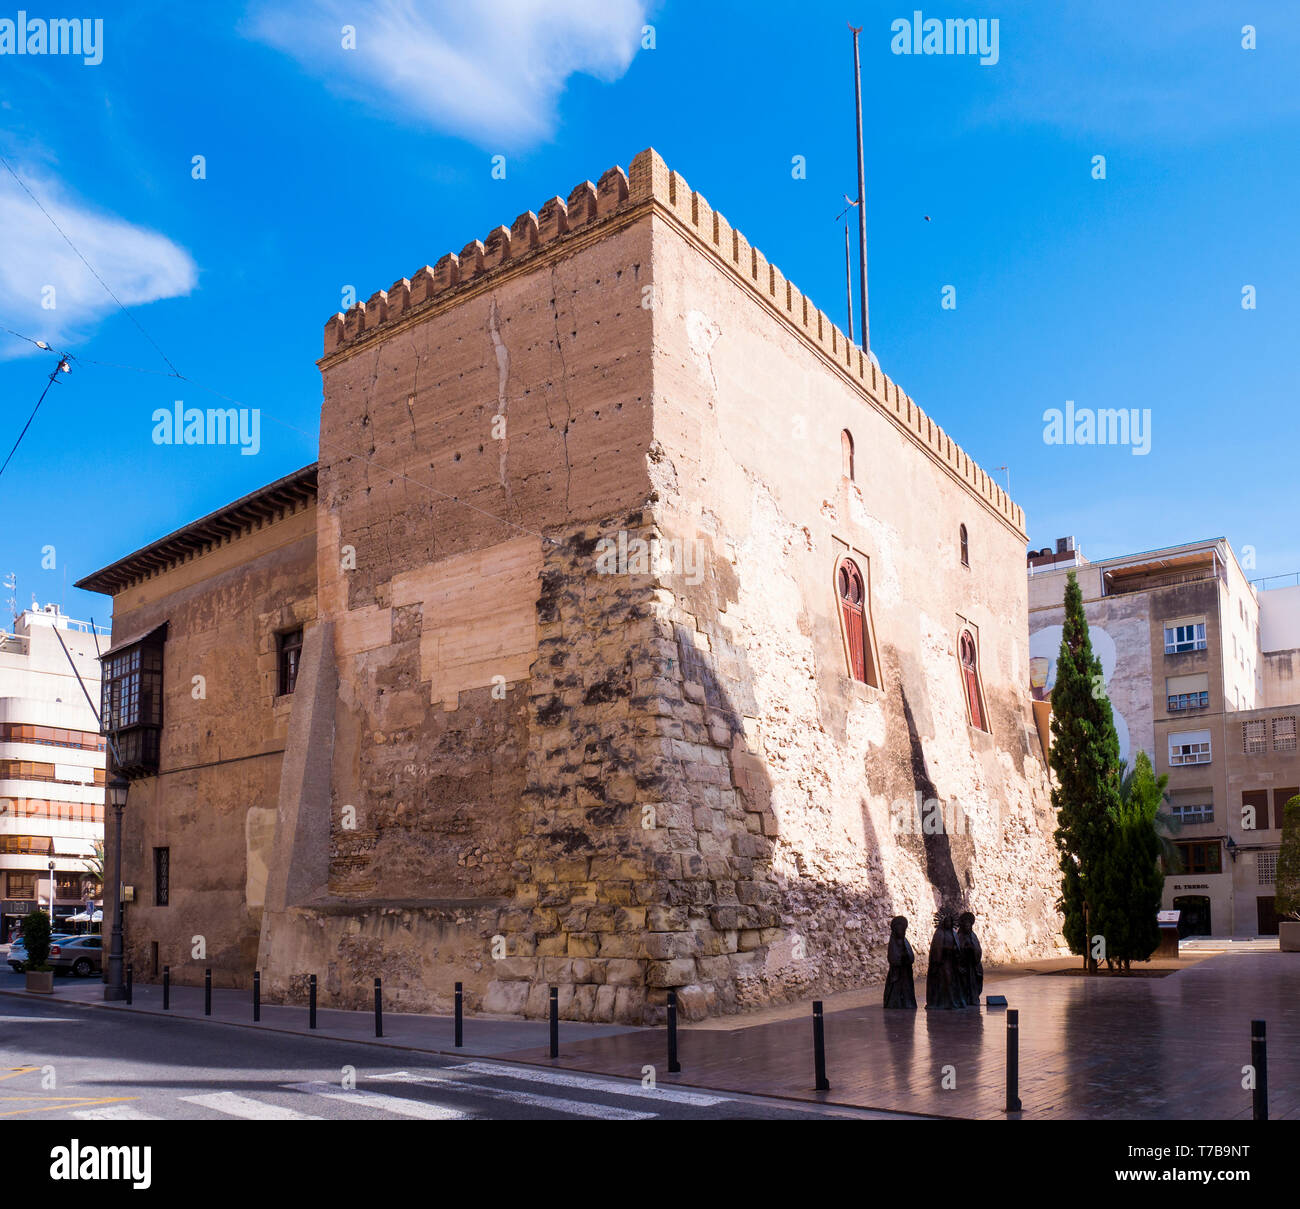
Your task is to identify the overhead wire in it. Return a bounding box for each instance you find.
[1,149,570,545]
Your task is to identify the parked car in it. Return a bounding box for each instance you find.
[48,936,103,977]
[7,934,74,972]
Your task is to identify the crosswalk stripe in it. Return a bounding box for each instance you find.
[73,1105,161,1121]
[446,1061,730,1108]
[372,1071,656,1120]
[283,1082,469,1120]
[180,1092,321,1120]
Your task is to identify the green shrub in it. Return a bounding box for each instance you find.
[1276,795,1300,921]
[22,910,51,971]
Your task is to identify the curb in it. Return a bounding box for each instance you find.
[0,985,944,1119]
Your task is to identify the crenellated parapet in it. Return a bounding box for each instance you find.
[320,148,1023,534]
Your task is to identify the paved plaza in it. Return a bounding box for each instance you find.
[2,945,1293,1120]
[515,949,1297,1119]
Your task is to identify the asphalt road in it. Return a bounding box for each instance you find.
[0,984,895,1121]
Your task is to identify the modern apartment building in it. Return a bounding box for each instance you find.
[1029,538,1300,937]
[0,604,108,939]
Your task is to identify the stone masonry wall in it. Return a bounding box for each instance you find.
[259,148,1060,1021]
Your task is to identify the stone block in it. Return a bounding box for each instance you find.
[647,958,696,987]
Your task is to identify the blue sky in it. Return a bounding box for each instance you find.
[1,0,1297,625]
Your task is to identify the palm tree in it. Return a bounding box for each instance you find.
[81,841,105,899]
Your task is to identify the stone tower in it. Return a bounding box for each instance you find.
[254,149,1062,1023]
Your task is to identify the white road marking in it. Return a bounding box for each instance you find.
[283,1081,469,1120]
[443,1061,730,1107]
[73,1105,161,1121]
[0,1016,78,1023]
[372,1070,656,1120]
[180,1092,321,1120]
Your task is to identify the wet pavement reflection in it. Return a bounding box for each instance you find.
[502,952,1298,1119]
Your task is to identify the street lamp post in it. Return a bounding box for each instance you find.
[47,859,55,921]
[104,775,129,1001]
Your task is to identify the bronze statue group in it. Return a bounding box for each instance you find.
[883,910,983,1009]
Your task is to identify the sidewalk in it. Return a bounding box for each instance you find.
[3,946,1295,1119]
[0,972,639,1059]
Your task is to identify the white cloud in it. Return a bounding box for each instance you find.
[0,165,196,353]
[244,0,649,147]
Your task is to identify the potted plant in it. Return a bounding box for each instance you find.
[1278,796,1300,952]
[22,910,54,993]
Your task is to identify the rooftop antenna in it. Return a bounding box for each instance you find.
[3,573,15,627]
[849,23,870,355]
[998,465,1012,496]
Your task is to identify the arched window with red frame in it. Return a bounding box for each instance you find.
[959,629,985,730]
[837,557,876,685]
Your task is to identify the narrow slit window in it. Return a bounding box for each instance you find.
[959,524,969,568]
[278,628,304,696]
[841,429,855,481]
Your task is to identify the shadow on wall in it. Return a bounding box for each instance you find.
[900,681,964,911]
[670,602,984,1015]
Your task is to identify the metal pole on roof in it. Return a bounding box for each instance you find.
[850,23,870,355]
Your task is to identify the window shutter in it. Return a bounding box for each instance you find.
[960,631,984,730]
[838,561,866,682]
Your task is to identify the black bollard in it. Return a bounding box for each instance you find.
[374,977,383,1038]
[204,968,212,1016]
[549,986,559,1059]
[1005,1008,1022,1112]
[162,966,170,1011]
[309,973,317,1029]
[1251,1019,1268,1121]
[253,971,261,1022]
[454,982,463,1048]
[126,964,133,1006]
[667,989,681,1073]
[812,1000,830,1091]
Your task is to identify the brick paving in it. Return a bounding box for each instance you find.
[505,951,1300,1120]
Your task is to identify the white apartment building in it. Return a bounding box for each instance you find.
[0,604,108,939]
[1029,538,1300,937]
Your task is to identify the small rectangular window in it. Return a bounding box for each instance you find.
[1243,720,1267,754]
[1170,841,1221,875]
[1272,716,1296,752]
[1170,802,1213,825]
[1169,730,1212,766]
[277,628,304,696]
[1163,622,1207,654]
[154,847,170,907]
[1258,851,1278,886]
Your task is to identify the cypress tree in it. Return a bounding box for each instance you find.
[1096,752,1166,969]
[1049,571,1122,969]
